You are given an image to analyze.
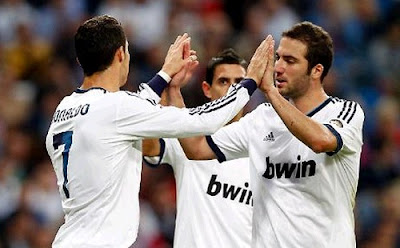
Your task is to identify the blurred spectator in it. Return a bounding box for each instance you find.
[260,0,300,43]
[0,0,35,44]
[0,157,22,223]
[3,22,52,82]
[97,0,170,52]
[368,10,400,97]
[357,179,400,247]
[0,66,36,127]
[2,208,37,248]
[34,0,87,43]
[20,160,63,229]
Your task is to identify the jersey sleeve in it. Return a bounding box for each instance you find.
[142,139,166,168]
[324,101,365,155]
[143,138,185,170]
[116,79,256,139]
[159,138,186,167]
[137,74,168,103]
[207,110,253,162]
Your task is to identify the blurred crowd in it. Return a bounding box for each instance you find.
[0,0,399,247]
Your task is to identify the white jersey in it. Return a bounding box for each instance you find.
[208,97,364,248]
[145,138,252,248]
[45,76,256,248]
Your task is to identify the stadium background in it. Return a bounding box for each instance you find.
[0,0,399,247]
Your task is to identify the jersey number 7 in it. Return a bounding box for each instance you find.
[53,131,73,198]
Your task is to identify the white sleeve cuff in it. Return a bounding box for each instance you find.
[158,70,172,83]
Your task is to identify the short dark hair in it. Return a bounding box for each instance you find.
[282,21,333,82]
[74,15,126,76]
[205,48,247,85]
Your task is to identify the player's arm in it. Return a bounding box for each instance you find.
[259,41,337,153]
[142,78,214,159]
[179,36,275,160]
[142,138,161,157]
[179,113,250,161]
[176,36,276,160]
[142,47,198,156]
[268,91,337,153]
[119,35,273,139]
[179,136,216,160]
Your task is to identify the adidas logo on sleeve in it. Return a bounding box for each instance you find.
[263,132,275,142]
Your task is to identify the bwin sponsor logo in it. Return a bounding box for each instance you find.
[263,132,275,142]
[262,155,316,179]
[206,175,253,206]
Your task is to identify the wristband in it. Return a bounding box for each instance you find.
[158,70,172,83]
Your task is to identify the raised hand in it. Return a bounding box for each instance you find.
[161,33,194,78]
[170,41,199,88]
[170,59,199,88]
[246,35,274,86]
[259,38,276,94]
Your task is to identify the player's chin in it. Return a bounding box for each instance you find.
[277,86,288,97]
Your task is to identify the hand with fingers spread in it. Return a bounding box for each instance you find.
[161,33,197,78]
[246,35,274,86]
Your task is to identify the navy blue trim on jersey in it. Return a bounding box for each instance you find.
[239,78,257,96]
[307,97,332,117]
[324,124,343,156]
[206,135,226,162]
[147,74,168,97]
[189,96,237,115]
[143,139,166,168]
[75,87,107,94]
[188,87,238,115]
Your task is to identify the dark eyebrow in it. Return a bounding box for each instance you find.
[217,76,244,82]
[282,55,298,62]
[276,52,298,61]
[217,77,229,82]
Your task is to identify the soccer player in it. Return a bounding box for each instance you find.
[45,15,274,248]
[179,21,365,247]
[142,48,252,247]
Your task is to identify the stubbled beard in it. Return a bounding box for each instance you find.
[279,74,310,99]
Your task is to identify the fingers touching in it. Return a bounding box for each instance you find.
[259,38,276,94]
[162,33,199,79]
[246,35,274,86]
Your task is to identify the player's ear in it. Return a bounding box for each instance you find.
[116,46,125,62]
[202,81,212,99]
[311,64,324,80]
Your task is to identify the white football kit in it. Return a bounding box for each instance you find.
[144,138,252,248]
[45,75,256,248]
[207,97,364,248]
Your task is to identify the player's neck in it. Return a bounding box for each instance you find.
[290,88,329,114]
[227,110,244,125]
[80,68,120,92]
